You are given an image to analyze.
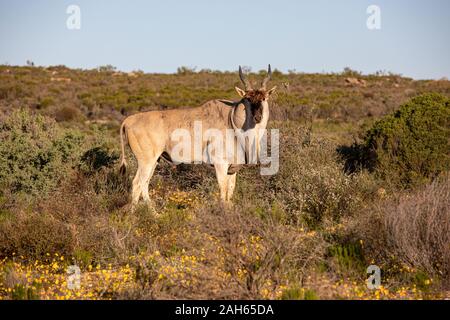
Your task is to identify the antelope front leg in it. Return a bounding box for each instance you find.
[226,173,237,202]
[214,163,229,203]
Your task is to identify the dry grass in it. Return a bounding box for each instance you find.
[354,174,450,289]
[0,65,449,300]
[116,203,328,299]
[384,175,450,285]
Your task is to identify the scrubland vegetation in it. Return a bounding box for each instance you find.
[0,65,449,299]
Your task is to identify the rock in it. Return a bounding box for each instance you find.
[345,77,367,87]
[50,77,71,83]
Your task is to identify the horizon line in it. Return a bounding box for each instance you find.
[2,63,447,81]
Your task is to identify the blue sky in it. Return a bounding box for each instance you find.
[0,0,449,79]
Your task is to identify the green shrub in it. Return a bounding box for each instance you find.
[281,286,318,300]
[327,242,365,276]
[79,146,118,174]
[176,66,196,75]
[97,64,116,72]
[0,109,85,196]
[364,93,450,187]
[37,97,54,109]
[79,146,128,210]
[11,284,40,300]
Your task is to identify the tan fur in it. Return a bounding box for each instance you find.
[120,67,275,210]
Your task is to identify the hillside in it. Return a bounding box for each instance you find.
[0,65,449,300]
[1,65,449,125]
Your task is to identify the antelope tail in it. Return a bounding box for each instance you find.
[119,121,128,175]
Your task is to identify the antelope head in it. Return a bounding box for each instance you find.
[235,65,277,124]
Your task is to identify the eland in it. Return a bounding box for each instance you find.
[119,65,277,209]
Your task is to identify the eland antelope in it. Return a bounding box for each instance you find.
[119,65,277,208]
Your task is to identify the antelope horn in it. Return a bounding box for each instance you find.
[239,66,252,90]
[261,64,272,90]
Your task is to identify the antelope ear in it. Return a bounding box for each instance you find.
[235,87,246,98]
[267,86,277,97]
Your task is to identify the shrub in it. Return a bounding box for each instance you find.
[0,211,75,258]
[37,97,54,109]
[54,105,84,122]
[281,287,318,300]
[244,122,378,229]
[355,174,450,288]
[0,169,128,262]
[79,146,119,174]
[327,242,365,276]
[176,66,196,75]
[0,109,85,196]
[364,93,450,187]
[97,65,116,72]
[123,202,327,299]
